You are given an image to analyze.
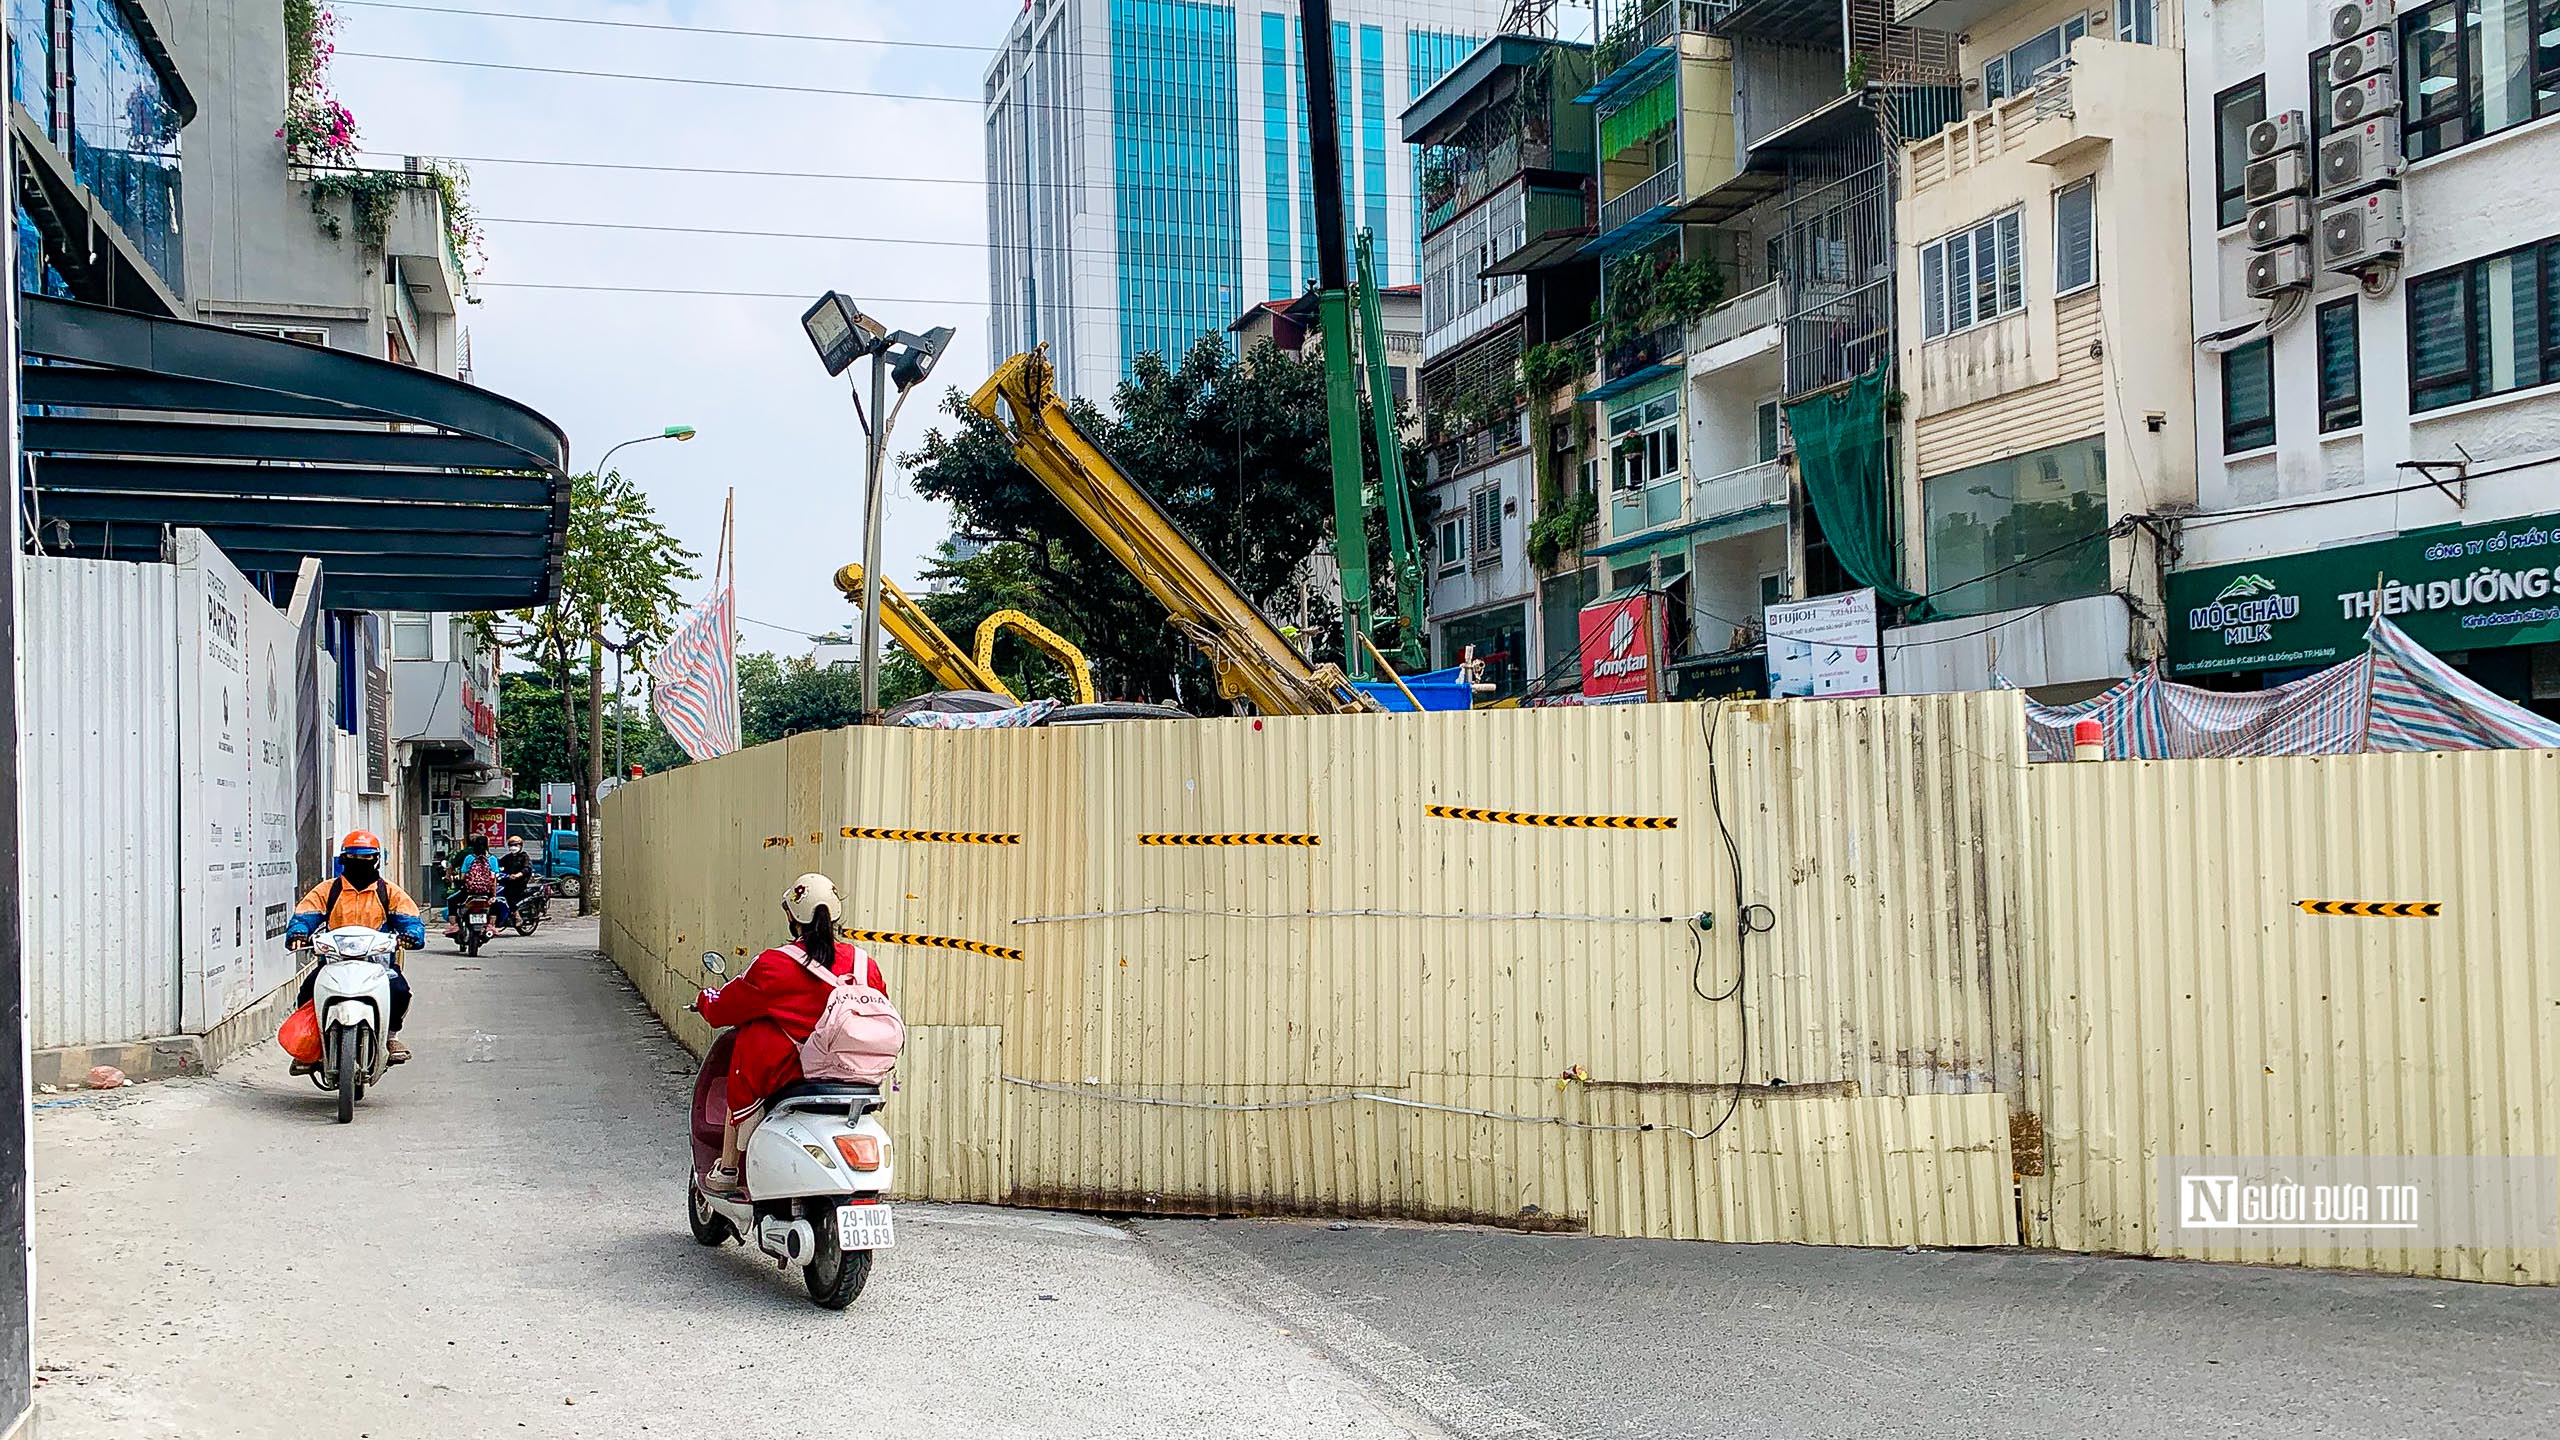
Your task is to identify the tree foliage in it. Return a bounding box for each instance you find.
[900,335,1413,706]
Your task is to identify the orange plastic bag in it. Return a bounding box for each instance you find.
[277,1001,321,1065]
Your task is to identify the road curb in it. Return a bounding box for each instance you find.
[30,974,300,1088]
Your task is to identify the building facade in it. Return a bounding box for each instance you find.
[1883,0,2194,695]
[983,0,1502,401]
[1403,32,1599,699]
[2174,0,2560,717]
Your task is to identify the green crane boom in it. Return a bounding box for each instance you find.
[1356,229,1426,670]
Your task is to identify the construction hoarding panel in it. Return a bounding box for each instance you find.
[2030,748,2560,1283]
[602,699,2558,1279]
[605,694,2031,1250]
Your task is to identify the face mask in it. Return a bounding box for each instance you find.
[341,856,379,886]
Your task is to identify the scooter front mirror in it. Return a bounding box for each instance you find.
[701,951,727,978]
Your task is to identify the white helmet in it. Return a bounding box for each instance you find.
[783,873,842,925]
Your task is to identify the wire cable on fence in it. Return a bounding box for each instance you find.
[998,1074,1748,1141]
[1010,905,1699,926]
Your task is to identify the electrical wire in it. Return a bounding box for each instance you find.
[335,0,1013,52]
[998,1074,1748,1140]
[1012,904,1696,926]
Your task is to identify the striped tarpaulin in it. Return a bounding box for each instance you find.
[647,584,740,761]
[2022,619,2560,761]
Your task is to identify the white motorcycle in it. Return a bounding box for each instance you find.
[300,926,403,1124]
[686,951,896,1309]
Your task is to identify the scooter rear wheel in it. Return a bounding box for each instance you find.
[803,1206,873,1309]
[687,1182,735,1247]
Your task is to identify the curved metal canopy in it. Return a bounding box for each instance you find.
[19,295,569,612]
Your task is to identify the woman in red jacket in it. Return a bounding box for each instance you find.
[695,873,888,1195]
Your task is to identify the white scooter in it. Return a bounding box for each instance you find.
[686,951,896,1309]
[300,926,404,1124]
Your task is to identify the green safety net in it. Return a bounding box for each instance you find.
[1784,368,1931,615]
[1599,76,1675,158]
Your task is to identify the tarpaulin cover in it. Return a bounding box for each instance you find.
[1784,369,1927,611]
[894,698,1062,730]
[2021,618,2560,761]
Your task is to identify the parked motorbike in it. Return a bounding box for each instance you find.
[301,926,401,1124]
[686,951,895,1309]
[505,882,550,936]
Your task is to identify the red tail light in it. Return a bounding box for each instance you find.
[833,1134,882,1171]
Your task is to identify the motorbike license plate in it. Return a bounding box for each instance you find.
[837,1203,895,1251]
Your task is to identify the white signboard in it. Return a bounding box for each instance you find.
[542,781,578,818]
[174,531,301,1031]
[1766,587,1884,700]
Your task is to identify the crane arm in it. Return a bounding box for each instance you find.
[831,561,1012,698]
[973,609,1096,706]
[969,350,1378,716]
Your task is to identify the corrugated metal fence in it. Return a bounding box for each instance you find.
[22,556,182,1048]
[603,698,2560,1281]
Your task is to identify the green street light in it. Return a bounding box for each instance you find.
[595,425,701,477]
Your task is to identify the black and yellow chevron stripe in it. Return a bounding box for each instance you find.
[842,927,1026,962]
[2295,899,2442,918]
[1136,831,1323,847]
[1425,804,1677,831]
[761,836,794,848]
[842,825,1023,846]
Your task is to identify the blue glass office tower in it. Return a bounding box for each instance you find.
[985,0,1496,401]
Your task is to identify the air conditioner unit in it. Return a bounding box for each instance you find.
[2329,0,2392,41]
[2246,110,2310,160]
[2321,190,2405,271]
[2320,118,2404,195]
[2245,151,2310,205]
[2247,196,2313,249]
[2246,242,2312,298]
[2331,72,2400,128]
[2330,30,2397,85]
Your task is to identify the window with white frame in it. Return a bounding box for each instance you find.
[390,613,433,660]
[2054,180,2097,294]
[1982,15,2087,100]
[1608,390,1681,492]
[2115,0,2154,45]
[1920,211,2024,340]
[1435,513,1466,577]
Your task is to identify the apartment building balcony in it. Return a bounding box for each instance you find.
[1691,456,1787,525]
[1422,135,1558,235]
[1686,282,1783,373]
[1582,1,1726,101]
[1904,40,2170,194]
[1606,476,1686,541]
[384,181,468,315]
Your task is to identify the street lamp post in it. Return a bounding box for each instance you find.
[800,292,952,718]
[573,423,695,914]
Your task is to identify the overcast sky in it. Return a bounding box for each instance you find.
[332,0,1019,650]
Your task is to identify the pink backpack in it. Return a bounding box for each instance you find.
[785,943,905,1083]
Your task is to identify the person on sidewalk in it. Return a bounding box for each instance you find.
[287,831,429,1062]
[692,873,888,1196]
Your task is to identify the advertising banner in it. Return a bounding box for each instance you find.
[2168,514,2560,675]
[175,531,301,1030]
[1766,588,1883,699]
[1578,593,1659,704]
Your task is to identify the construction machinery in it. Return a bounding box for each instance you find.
[969,351,1379,716]
[1295,0,1425,679]
[829,562,1096,705]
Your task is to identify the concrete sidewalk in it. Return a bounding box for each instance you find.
[30,920,1445,1440]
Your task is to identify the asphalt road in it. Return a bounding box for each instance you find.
[33,919,2560,1439]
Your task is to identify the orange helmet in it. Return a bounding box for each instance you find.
[338,830,383,856]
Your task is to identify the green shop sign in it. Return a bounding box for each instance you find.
[2167,514,2560,675]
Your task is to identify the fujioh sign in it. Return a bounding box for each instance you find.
[2166,515,2560,675]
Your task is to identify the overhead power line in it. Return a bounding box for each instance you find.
[340,50,985,102]
[481,215,991,250]
[352,147,1431,205]
[335,0,1008,52]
